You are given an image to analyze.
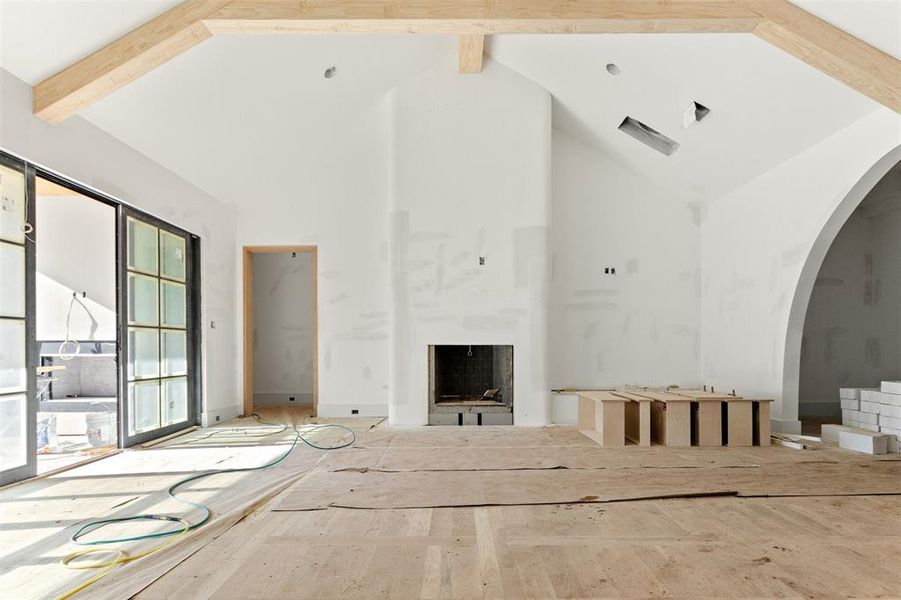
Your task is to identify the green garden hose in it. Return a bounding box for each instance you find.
[58,415,356,598]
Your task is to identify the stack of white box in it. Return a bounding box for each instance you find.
[840,382,901,452]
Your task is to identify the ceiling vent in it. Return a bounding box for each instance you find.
[682,101,710,128]
[618,116,679,156]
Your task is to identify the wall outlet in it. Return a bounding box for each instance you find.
[289,396,295,402]
[216,415,220,422]
[351,409,359,415]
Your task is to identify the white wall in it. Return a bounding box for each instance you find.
[252,251,314,405]
[799,163,901,417]
[388,58,552,426]
[550,130,701,390]
[36,194,116,342]
[235,104,391,419]
[0,69,240,425]
[700,107,901,428]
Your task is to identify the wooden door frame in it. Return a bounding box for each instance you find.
[243,245,318,417]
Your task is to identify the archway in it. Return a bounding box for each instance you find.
[783,145,901,432]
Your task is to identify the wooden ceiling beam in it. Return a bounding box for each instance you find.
[459,34,485,74]
[204,0,761,34]
[33,0,234,124]
[31,0,901,124]
[740,0,901,113]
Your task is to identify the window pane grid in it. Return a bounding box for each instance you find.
[125,220,190,436]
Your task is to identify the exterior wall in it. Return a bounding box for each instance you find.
[0,68,240,425]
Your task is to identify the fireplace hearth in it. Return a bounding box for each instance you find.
[428,345,513,425]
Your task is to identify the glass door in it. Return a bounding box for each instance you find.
[119,209,198,446]
[0,155,36,485]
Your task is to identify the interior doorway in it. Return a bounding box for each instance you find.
[243,246,318,417]
[798,159,901,434]
[34,177,118,474]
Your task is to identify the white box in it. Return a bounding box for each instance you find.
[876,392,901,407]
[861,389,887,403]
[841,398,860,410]
[838,430,889,455]
[843,409,878,425]
[821,424,859,444]
[880,381,901,395]
[877,403,901,419]
[881,427,901,453]
[859,422,880,432]
[840,388,862,400]
[879,414,901,429]
[859,401,882,414]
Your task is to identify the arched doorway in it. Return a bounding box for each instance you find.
[783,146,901,433]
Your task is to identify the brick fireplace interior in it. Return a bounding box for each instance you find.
[428,345,513,425]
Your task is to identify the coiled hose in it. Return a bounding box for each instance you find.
[55,415,356,599]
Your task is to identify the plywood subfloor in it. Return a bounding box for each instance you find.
[136,419,901,599]
[6,409,901,599]
[0,409,380,600]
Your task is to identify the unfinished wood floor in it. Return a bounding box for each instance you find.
[134,410,901,600]
[6,408,901,599]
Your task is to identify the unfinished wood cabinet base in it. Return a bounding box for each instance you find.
[694,400,724,447]
[578,391,626,447]
[622,396,652,446]
[726,400,754,447]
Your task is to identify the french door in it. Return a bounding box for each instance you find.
[0,155,36,486]
[119,208,200,447]
[0,148,202,486]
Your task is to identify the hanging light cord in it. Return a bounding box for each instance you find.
[58,293,90,360]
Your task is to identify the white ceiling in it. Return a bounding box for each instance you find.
[490,32,878,199]
[0,0,896,204]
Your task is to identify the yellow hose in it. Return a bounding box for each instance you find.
[55,518,190,600]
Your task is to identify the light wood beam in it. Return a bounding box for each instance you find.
[30,0,901,122]
[741,0,901,113]
[204,0,762,34]
[459,34,485,73]
[33,0,234,124]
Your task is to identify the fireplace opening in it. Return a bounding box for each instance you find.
[429,345,513,425]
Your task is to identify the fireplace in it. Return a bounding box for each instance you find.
[428,345,513,425]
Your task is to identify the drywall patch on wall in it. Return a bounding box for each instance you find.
[549,129,701,390]
[388,57,552,426]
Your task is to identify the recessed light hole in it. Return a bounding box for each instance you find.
[324,66,337,79]
[606,63,621,75]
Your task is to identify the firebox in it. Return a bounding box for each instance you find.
[428,345,513,425]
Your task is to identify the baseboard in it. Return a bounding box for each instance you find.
[317,403,388,418]
[254,392,313,407]
[201,403,242,427]
[770,418,802,434]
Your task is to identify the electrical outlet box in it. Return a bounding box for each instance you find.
[351,409,359,415]
[289,396,295,402]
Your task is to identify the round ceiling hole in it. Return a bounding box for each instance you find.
[324,66,338,79]
[606,63,621,75]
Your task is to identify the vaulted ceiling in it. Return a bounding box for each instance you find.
[0,0,898,205]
